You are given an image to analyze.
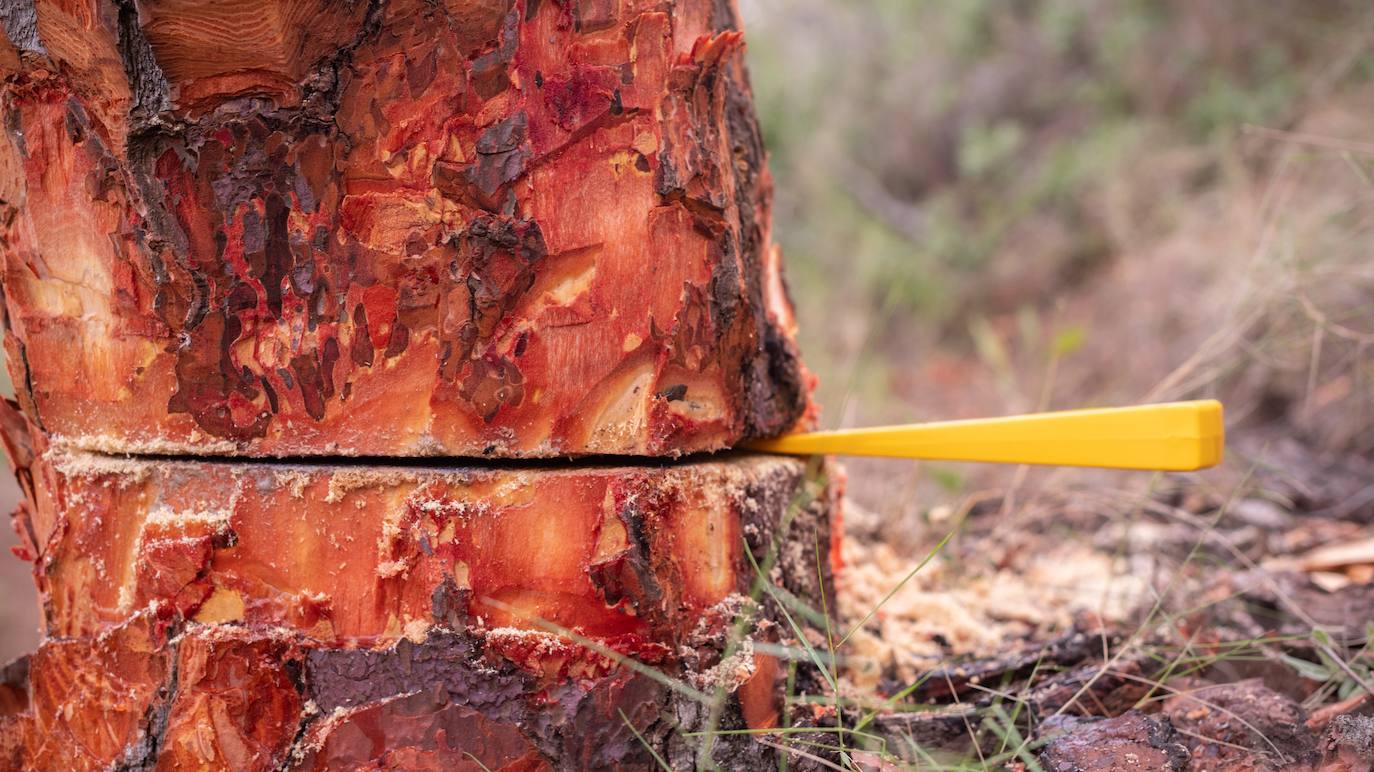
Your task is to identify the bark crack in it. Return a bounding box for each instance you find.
[115,0,172,136]
[0,0,43,56]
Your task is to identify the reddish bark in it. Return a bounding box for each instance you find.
[0,1,839,767]
[4,403,835,648]
[1038,713,1192,772]
[0,0,812,458]
[0,611,807,770]
[0,399,842,767]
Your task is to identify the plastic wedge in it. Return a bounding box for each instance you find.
[745,400,1224,471]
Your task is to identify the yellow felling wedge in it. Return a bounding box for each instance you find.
[746,400,1224,471]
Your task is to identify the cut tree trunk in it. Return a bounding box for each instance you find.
[0,403,838,649]
[5,614,834,770]
[0,0,812,458]
[0,402,841,769]
[0,0,837,768]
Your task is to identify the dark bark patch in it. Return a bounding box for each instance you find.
[349,304,373,368]
[290,352,328,422]
[1039,712,1191,772]
[0,0,43,55]
[587,502,666,620]
[742,321,806,438]
[470,4,519,97]
[305,632,531,716]
[656,384,688,402]
[115,2,171,134]
[464,112,531,209]
[573,0,618,33]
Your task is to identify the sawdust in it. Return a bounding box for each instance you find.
[324,469,423,503]
[686,637,758,692]
[142,500,236,529]
[272,470,311,499]
[45,448,153,484]
[49,432,240,457]
[838,505,1150,689]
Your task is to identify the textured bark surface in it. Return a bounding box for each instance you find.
[0,400,842,769]
[2,403,837,647]
[0,611,821,770]
[1038,713,1192,772]
[0,1,838,767]
[0,0,812,458]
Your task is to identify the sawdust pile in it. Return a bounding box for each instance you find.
[836,504,1151,690]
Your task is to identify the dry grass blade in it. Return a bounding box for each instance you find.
[754,737,850,772]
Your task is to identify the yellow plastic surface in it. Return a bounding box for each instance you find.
[746,400,1224,471]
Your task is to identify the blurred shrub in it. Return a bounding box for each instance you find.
[743,0,1366,337]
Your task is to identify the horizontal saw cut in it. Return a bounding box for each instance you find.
[0,0,841,768]
[2,404,840,650]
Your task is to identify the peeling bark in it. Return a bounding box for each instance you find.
[0,399,842,768]
[0,611,816,770]
[0,1,834,767]
[3,402,837,647]
[0,0,813,458]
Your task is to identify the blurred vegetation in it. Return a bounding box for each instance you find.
[740,6,1374,765]
[742,0,1373,427]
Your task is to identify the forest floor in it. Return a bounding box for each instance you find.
[829,427,1374,769]
[736,2,1374,767]
[817,131,1374,766]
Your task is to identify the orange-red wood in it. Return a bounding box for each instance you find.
[0,2,840,767]
[18,453,824,649]
[0,0,813,458]
[0,611,802,770]
[0,430,841,770]
[2,402,838,651]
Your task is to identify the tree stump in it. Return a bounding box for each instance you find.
[0,404,840,768]
[0,0,835,768]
